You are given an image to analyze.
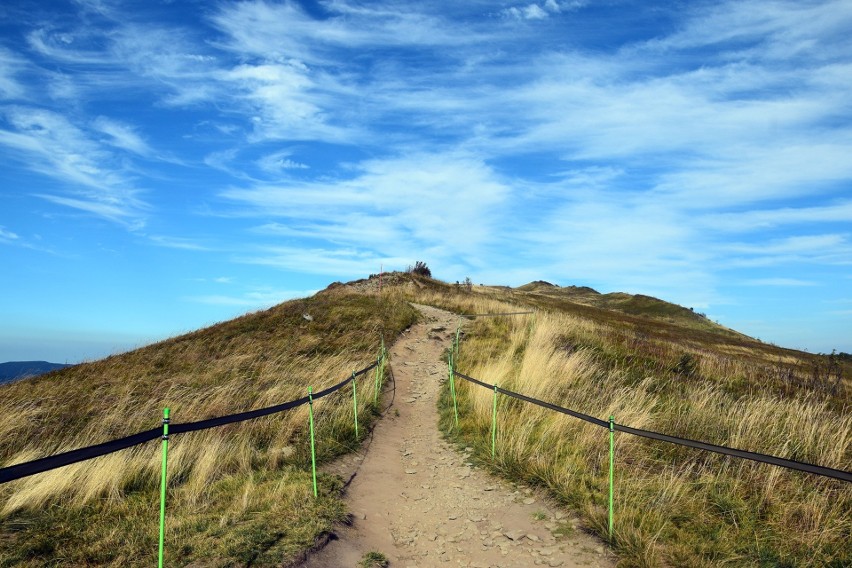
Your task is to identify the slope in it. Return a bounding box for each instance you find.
[410,282,850,567]
[0,285,418,566]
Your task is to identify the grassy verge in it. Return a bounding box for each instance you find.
[438,307,851,567]
[0,286,418,566]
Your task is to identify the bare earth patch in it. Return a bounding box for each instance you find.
[300,305,615,568]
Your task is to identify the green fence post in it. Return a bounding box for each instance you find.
[374,352,381,405]
[491,384,498,458]
[449,353,459,430]
[454,325,461,360]
[378,339,386,396]
[609,415,615,540]
[308,387,317,498]
[352,372,359,439]
[157,408,170,568]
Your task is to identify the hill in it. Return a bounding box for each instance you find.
[421,280,850,567]
[509,281,732,334]
[0,283,418,566]
[0,273,848,567]
[0,361,71,385]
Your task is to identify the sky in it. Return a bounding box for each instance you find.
[1,0,851,363]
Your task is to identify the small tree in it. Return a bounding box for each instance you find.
[407,261,431,277]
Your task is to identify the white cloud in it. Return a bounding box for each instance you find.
[219,62,349,143]
[238,245,393,277]
[148,235,210,251]
[502,0,585,20]
[221,151,511,263]
[186,287,316,307]
[0,47,27,100]
[0,106,147,224]
[703,201,852,232]
[92,116,151,155]
[655,0,852,62]
[0,226,20,242]
[744,278,818,287]
[723,234,852,268]
[26,28,108,65]
[503,5,549,20]
[210,0,483,59]
[257,150,309,172]
[729,234,847,255]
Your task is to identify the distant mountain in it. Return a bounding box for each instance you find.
[0,361,71,385]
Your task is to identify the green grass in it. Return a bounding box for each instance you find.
[359,550,389,567]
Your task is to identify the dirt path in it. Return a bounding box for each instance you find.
[300,305,615,568]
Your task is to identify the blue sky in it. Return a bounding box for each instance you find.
[1,0,851,363]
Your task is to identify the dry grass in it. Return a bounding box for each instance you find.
[2,274,848,566]
[0,285,417,566]
[441,304,852,567]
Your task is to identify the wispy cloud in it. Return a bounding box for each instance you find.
[0,47,27,100]
[186,287,315,307]
[256,150,309,172]
[0,106,147,225]
[222,150,511,273]
[744,278,818,287]
[0,226,20,243]
[724,234,852,268]
[238,245,408,278]
[92,116,151,156]
[148,235,210,251]
[501,1,584,20]
[703,201,852,232]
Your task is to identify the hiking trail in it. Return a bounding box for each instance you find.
[300,304,615,568]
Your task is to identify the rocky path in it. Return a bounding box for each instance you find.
[300,305,614,568]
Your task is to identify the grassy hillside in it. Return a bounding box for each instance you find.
[1,273,848,567]
[469,282,850,410]
[421,283,850,567]
[0,285,418,567]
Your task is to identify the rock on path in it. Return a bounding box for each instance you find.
[299,305,615,568]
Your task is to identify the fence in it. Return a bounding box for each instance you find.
[0,341,388,567]
[444,322,852,540]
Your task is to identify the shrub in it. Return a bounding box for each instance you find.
[407,261,432,277]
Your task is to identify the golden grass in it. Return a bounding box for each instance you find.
[444,304,852,567]
[0,286,417,566]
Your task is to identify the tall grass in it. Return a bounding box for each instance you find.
[444,310,851,567]
[0,286,418,566]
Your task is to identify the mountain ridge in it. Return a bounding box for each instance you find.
[0,361,71,385]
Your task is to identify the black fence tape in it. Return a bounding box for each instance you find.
[453,370,852,483]
[0,360,379,485]
[0,428,161,485]
[454,371,609,428]
[614,424,852,482]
